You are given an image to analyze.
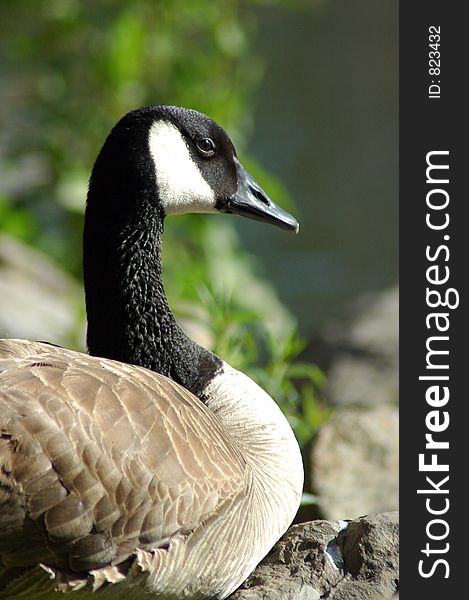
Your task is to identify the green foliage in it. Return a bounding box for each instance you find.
[0,196,38,243]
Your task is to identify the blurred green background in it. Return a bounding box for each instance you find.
[0,0,397,456]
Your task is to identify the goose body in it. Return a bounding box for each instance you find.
[0,106,303,598]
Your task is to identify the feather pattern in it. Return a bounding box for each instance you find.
[0,340,247,593]
[0,340,302,598]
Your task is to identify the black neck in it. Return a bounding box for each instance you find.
[83,132,221,397]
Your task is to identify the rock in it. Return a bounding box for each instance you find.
[231,512,399,600]
[310,404,398,520]
[322,286,398,407]
[301,286,399,521]
[327,357,397,407]
[325,286,398,358]
[0,234,84,347]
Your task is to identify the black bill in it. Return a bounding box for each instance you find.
[218,158,299,233]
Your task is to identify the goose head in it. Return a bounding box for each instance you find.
[87,105,298,229]
[84,105,298,394]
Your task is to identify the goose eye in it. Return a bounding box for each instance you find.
[196,138,216,157]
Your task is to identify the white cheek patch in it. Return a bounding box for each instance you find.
[148,120,217,215]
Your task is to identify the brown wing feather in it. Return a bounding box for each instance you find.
[0,339,246,574]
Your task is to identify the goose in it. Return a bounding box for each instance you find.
[0,106,304,599]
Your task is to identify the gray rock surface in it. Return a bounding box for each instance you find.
[231,512,399,600]
[304,286,399,521]
[310,404,398,520]
[0,234,84,347]
[323,286,398,407]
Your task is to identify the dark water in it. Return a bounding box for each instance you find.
[238,0,398,334]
